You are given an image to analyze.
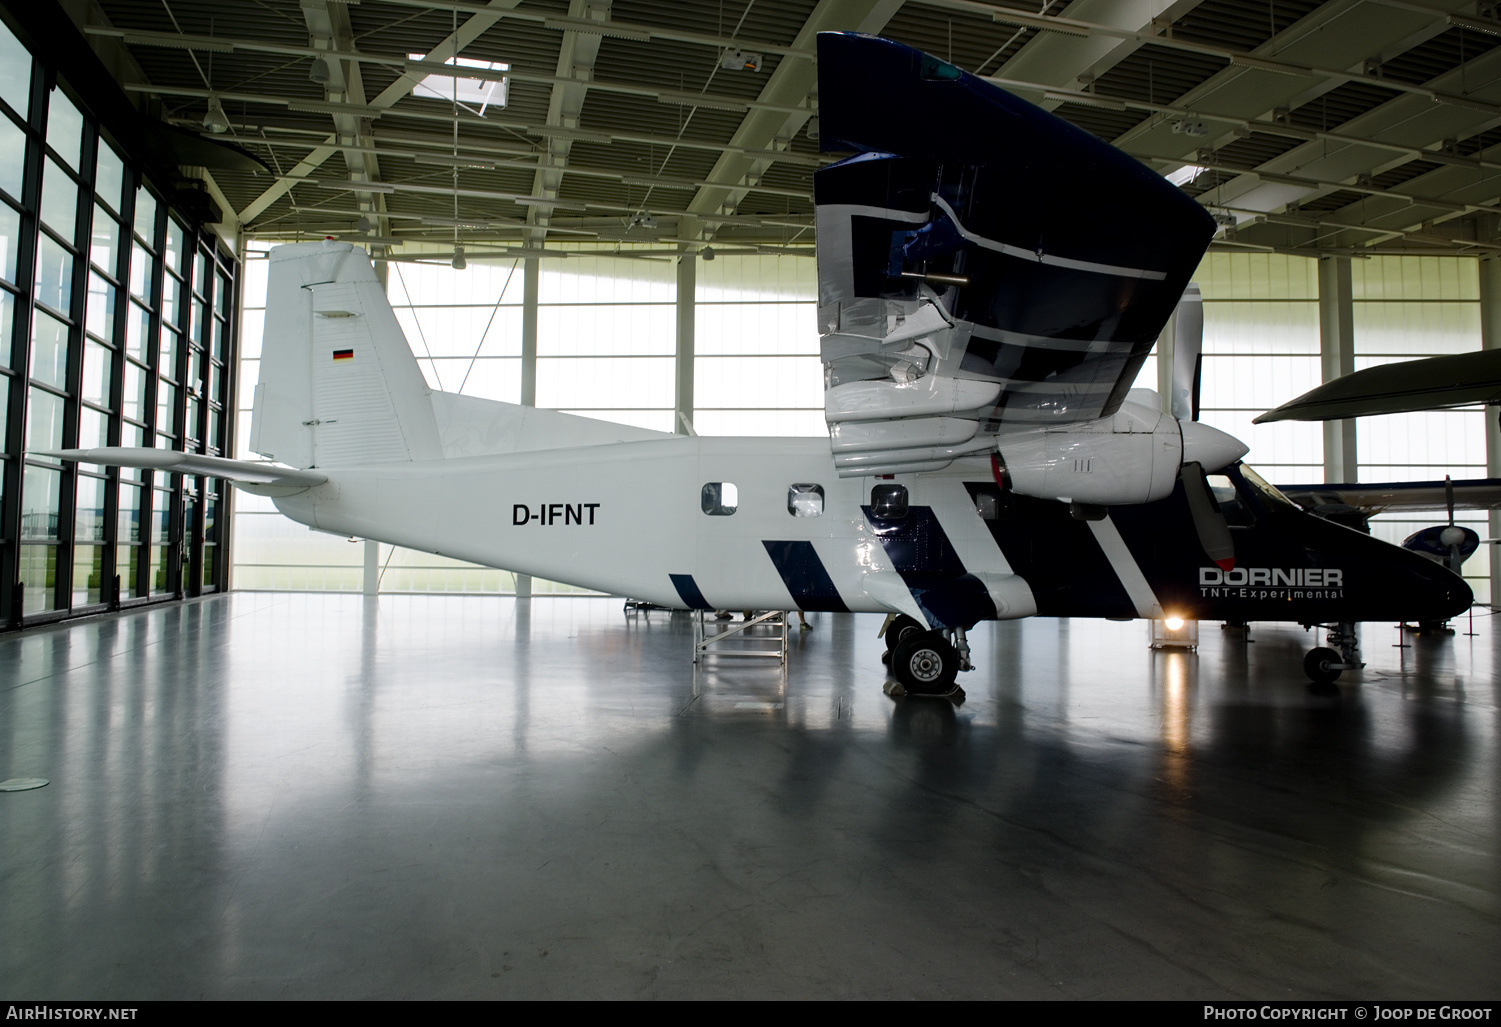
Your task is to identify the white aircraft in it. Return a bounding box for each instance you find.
[43,34,1471,692]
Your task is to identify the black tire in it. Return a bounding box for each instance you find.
[885,614,926,652]
[892,630,960,695]
[1303,646,1342,684]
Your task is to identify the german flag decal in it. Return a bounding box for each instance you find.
[332,348,354,361]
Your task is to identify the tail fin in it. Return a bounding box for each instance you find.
[250,241,441,469]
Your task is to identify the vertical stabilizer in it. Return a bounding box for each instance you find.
[250,241,442,468]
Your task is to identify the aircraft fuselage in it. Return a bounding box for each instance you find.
[272,436,1471,629]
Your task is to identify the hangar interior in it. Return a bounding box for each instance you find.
[2,0,1500,1001]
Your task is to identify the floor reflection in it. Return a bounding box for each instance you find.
[0,595,1496,999]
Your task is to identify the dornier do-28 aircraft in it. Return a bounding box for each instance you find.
[42,33,1472,694]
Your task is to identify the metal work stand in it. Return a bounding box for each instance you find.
[693,610,789,664]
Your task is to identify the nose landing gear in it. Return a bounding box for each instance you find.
[1304,621,1364,689]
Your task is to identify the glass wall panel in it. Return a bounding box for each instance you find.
[90,210,118,273]
[85,273,114,343]
[117,544,138,595]
[29,310,68,387]
[19,545,57,614]
[78,404,107,449]
[45,89,83,169]
[72,545,103,606]
[1185,253,1325,485]
[74,473,104,541]
[0,116,22,198]
[147,545,169,595]
[34,234,72,313]
[159,326,178,379]
[21,464,61,538]
[134,188,157,242]
[0,289,12,367]
[40,158,76,238]
[695,255,830,436]
[0,20,31,117]
[129,244,153,300]
[1351,256,1487,601]
[165,221,184,273]
[95,143,124,215]
[25,387,64,452]
[125,301,149,360]
[122,359,146,421]
[0,200,18,283]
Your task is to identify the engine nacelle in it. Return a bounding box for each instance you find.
[996,399,1247,507]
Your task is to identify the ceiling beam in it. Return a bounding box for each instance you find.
[524,0,610,247]
[680,0,905,248]
[235,0,530,224]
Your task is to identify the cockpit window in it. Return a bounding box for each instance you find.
[1206,474,1254,527]
[788,484,824,517]
[1238,464,1300,514]
[701,482,738,516]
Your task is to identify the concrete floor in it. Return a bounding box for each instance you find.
[1,593,1498,1000]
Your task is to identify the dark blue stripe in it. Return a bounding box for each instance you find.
[861,505,996,629]
[762,541,849,612]
[669,573,712,611]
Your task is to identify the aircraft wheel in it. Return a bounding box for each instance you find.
[884,614,926,653]
[892,631,960,695]
[1303,646,1342,685]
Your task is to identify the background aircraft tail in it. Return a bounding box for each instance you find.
[250,241,442,469]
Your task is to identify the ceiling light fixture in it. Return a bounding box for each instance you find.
[452,244,466,270]
[309,55,333,84]
[202,96,231,134]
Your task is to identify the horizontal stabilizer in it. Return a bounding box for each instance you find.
[1276,477,1501,514]
[1256,350,1501,422]
[36,448,328,493]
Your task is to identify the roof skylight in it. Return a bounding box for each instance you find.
[408,54,509,116]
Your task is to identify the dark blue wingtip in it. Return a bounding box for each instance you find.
[814,31,1215,237]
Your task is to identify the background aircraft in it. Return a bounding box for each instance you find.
[39,33,1472,693]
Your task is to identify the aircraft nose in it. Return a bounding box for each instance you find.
[1403,550,1475,621]
[1179,420,1249,472]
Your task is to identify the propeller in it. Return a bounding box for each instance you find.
[1168,284,1233,570]
[1169,283,1203,422]
[1439,475,1469,575]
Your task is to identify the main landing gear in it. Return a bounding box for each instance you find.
[880,615,972,698]
[1304,621,1364,690]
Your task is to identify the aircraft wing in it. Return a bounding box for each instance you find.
[814,32,1216,477]
[1255,349,1501,423]
[37,448,327,496]
[1276,477,1501,515]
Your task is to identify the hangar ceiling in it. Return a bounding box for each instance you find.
[58,0,1501,260]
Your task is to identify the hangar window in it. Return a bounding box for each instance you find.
[870,483,908,519]
[787,484,824,517]
[701,482,738,516]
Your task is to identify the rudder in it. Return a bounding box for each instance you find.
[250,241,441,469]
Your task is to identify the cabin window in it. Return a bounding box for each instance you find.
[701,482,738,516]
[870,483,908,519]
[788,484,825,517]
[1207,474,1254,527]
